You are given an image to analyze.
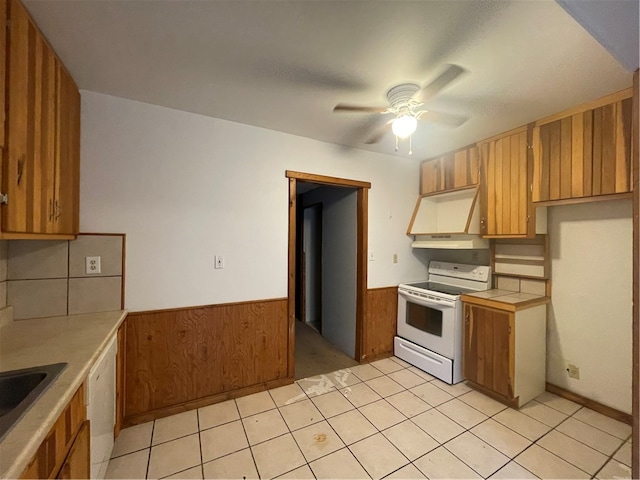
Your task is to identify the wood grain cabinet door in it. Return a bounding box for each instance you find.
[56,420,90,479]
[463,304,514,399]
[420,158,443,194]
[420,145,478,194]
[0,0,6,149]
[4,0,57,233]
[479,128,531,237]
[54,64,80,235]
[532,92,633,203]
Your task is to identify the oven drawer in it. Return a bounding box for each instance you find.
[394,336,459,384]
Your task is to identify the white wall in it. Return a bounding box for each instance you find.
[547,199,632,413]
[80,91,426,311]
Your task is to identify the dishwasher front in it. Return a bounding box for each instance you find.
[86,334,117,479]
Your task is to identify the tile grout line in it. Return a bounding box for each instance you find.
[114,359,627,480]
[269,385,311,478]
[237,398,268,478]
[145,420,155,480]
[196,408,204,480]
[591,432,634,479]
[298,369,385,478]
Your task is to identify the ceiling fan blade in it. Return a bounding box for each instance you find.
[365,120,393,144]
[414,64,466,103]
[421,109,468,127]
[333,104,388,113]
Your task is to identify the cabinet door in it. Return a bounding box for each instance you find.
[0,0,7,149]
[420,145,478,194]
[532,95,633,203]
[479,128,530,237]
[4,0,57,234]
[56,420,90,479]
[54,64,80,235]
[463,304,514,399]
[420,158,443,194]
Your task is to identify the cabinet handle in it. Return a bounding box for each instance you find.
[17,156,24,185]
[49,199,54,221]
[55,200,61,220]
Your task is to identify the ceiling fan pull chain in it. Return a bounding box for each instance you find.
[409,135,413,156]
[394,135,399,152]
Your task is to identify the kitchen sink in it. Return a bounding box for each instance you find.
[0,363,67,440]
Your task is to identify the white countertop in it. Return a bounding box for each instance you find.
[0,310,127,479]
[461,289,550,311]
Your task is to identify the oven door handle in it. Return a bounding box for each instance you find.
[399,290,454,308]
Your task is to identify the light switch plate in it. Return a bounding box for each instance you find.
[85,256,101,275]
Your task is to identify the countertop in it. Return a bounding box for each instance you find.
[461,289,550,312]
[0,310,127,479]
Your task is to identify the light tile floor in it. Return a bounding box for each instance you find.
[106,357,633,479]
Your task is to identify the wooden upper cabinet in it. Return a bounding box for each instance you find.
[479,127,533,237]
[532,89,633,204]
[2,0,80,238]
[0,0,6,149]
[55,65,80,235]
[420,145,478,194]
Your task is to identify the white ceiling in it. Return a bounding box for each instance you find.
[24,0,635,160]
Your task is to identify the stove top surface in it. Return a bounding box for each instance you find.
[402,281,477,296]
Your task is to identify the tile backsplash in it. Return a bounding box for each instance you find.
[495,275,547,296]
[4,234,125,320]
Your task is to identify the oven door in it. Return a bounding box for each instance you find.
[397,288,458,359]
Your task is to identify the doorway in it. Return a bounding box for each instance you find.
[286,171,371,380]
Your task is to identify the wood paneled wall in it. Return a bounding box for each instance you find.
[362,287,398,361]
[123,298,288,424]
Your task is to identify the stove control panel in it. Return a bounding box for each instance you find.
[428,262,491,282]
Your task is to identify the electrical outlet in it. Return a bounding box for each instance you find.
[369,251,374,261]
[567,363,580,379]
[393,253,398,264]
[85,256,101,275]
[471,250,479,262]
[214,255,225,269]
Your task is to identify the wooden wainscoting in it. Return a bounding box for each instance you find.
[361,287,398,362]
[123,298,289,426]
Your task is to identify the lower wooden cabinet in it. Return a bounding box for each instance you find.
[463,305,513,399]
[462,301,546,407]
[20,384,88,479]
[56,421,90,479]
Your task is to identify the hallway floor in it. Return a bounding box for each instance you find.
[294,320,358,380]
[105,357,632,479]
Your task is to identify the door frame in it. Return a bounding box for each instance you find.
[286,170,371,378]
[632,69,638,478]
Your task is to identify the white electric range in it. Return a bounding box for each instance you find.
[394,261,491,384]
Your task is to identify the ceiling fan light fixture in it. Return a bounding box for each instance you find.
[391,114,418,139]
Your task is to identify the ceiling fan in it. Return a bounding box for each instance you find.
[333,64,468,153]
